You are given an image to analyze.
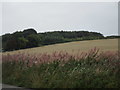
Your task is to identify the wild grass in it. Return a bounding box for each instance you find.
[2,48,120,88]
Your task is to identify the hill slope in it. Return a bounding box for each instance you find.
[3,38,118,55]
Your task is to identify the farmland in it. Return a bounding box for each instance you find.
[3,38,118,55]
[2,38,120,88]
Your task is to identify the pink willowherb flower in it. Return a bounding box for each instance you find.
[2,47,120,67]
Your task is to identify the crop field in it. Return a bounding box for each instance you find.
[2,38,120,88]
[3,39,119,55]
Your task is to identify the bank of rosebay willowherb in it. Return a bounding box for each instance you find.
[2,48,120,88]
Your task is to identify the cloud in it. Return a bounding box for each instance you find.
[2,2,118,36]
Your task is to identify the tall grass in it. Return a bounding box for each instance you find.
[2,48,120,88]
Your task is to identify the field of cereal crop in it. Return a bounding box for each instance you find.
[3,39,118,55]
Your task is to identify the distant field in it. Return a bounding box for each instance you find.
[3,39,119,55]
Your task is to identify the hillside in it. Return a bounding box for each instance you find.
[3,38,118,55]
[2,29,104,51]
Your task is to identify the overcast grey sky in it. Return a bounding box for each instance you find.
[2,2,118,36]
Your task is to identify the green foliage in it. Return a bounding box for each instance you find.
[18,37,28,49]
[42,35,64,45]
[2,49,120,88]
[4,36,18,51]
[2,28,38,51]
[23,28,37,38]
[26,34,40,48]
[105,35,120,39]
[2,29,105,51]
[13,31,23,38]
[3,57,120,88]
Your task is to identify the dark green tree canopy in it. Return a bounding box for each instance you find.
[1,28,107,52]
[23,28,37,37]
[26,34,40,48]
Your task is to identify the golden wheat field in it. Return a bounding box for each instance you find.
[3,39,119,55]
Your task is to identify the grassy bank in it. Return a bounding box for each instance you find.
[2,48,120,88]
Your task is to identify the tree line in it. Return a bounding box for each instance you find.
[2,28,105,51]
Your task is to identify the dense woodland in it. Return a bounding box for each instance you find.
[1,28,119,52]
